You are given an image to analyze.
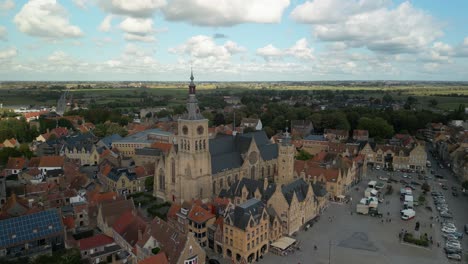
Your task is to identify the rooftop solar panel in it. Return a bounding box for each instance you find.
[0,209,64,248]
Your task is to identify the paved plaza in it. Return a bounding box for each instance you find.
[260,145,467,264]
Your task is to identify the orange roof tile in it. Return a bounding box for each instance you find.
[188,204,215,224]
[38,156,64,168]
[79,234,114,251]
[167,203,181,220]
[63,216,75,229]
[150,142,172,153]
[6,157,26,170]
[139,252,169,264]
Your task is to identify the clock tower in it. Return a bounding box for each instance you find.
[276,128,296,185]
[175,70,212,201]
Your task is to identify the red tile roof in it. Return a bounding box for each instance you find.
[38,156,64,168]
[89,191,118,206]
[63,216,75,230]
[6,157,26,170]
[150,142,172,153]
[167,203,181,220]
[188,204,215,224]
[78,234,114,251]
[139,252,169,264]
[28,157,41,168]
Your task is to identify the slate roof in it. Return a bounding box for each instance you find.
[135,147,163,157]
[228,198,264,230]
[304,134,326,141]
[209,131,278,174]
[312,182,328,197]
[100,134,123,148]
[281,178,310,205]
[63,133,97,152]
[107,168,137,182]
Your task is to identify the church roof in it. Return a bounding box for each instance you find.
[209,131,278,174]
[281,178,310,205]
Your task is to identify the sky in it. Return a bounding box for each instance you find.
[0,0,468,81]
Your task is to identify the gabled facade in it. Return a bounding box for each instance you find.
[223,199,269,264]
[266,178,317,235]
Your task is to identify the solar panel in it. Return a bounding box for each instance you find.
[0,209,63,248]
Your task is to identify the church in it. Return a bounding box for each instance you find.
[153,72,296,203]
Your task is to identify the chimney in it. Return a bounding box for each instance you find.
[138,228,143,241]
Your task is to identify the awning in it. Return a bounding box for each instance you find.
[270,237,297,250]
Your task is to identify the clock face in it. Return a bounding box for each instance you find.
[197,125,204,135]
[248,151,258,165]
[182,126,188,135]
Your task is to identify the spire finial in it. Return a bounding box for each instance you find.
[190,67,194,81]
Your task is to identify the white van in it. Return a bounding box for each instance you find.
[401,209,415,220]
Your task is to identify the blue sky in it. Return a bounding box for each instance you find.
[0,0,467,81]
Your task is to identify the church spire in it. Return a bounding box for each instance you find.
[184,69,203,120]
[189,68,196,94]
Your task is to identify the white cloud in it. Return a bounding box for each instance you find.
[256,44,283,61]
[99,15,113,32]
[163,0,290,26]
[291,0,389,24]
[286,38,314,60]
[72,0,88,9]
[292,1,442,55]
[119,17,156,42]
[124,33,156,42]
[119,17,153,35]
[97,0,166,18]
[0,47,17,60]
[14,0,83,39]
[0,26,7,41]
[170,35,245,61]
[0,0,14,11]
[256,39,315,61]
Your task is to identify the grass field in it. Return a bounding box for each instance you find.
[0,82,466,111]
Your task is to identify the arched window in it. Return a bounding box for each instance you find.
[187,141,190,150]
[267,165,271,176]
[235,174,239,182]
[220,178,224,189]
[171,158,176,183]
[212,181,216,195]
[203,140,206,150]
[195,141,198,151]
[261,167,265,177]
[199,140,202,151]
[273,164,277,174]
[158,168,165,191]
[250,166,256,179]
[227,176,231,186]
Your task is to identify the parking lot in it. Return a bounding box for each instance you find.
[261,145,467,264]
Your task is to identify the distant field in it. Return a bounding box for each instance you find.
[0,82,466,111]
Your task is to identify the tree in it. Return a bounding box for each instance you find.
[357,117,394,139]
[462,180,468,191]
[428,99,438,107]
[213,113,226,126]
[145,176,154,191]
[296,149,313,161]
[382,94,394,104]
[421,182,430,192]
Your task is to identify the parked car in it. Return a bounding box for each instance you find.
[403,173,408,178]
[446,253,462,261]
[400,179,408,184]
[452,192,458,197]
[442,185,448,190]
[445,247,462,254]
[410,181,421,186]
[451,186,457,191]
[441,212,454,219]
[376,165,381,170]
[442,226,457,233]
[445,241,461,248]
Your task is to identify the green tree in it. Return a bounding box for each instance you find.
[213,113,226,126]
[421,182,431,193]
[296,149,313,161]
[357,117,394,139]
[428,99,438,107]
[145,176,154,191]
[382,94,394,104]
